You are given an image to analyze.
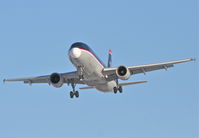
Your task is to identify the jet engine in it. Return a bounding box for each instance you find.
[116,66,131,80]
[50,73,64,88]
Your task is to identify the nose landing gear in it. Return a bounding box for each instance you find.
[78,65,84,81]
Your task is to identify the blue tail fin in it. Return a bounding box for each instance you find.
[108,49,112,67]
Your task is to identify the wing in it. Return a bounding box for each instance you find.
[4,71,84,85]
[102,58,194,80]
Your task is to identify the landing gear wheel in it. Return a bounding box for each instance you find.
[75,91,79,98]
[118,86,123,93]
[70,83,80,98]
[70,91,74,98]
[113,87,118,94]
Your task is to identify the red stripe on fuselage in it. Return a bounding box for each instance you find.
[79,48,105,67]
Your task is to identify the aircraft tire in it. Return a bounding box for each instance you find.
[75,91,79,98]
[70,91,74,98]
[118,86,123,93]
[113,87,117,94]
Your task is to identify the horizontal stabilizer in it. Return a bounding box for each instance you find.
[79,86,95,90]
[118,80,147,86]
[79,80,147,90]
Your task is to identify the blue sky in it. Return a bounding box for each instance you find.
[0,0,198,138]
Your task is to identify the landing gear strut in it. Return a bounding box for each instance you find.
[70,83,79,98]
[78,65,84,80]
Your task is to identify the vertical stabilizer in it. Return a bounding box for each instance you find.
[108,49,112,67]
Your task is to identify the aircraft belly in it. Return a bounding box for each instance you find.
[95,81,117,92]
[70,50,106,85]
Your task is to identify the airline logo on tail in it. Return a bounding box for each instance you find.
[108,49,112,67]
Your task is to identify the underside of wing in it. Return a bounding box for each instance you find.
[4,71,84,85]
[4,75,49,84]
[102,58,194,81]
[128,58,194,75]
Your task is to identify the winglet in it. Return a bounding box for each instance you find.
[3,79,6,83]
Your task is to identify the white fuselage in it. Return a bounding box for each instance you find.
[69,47,117,92]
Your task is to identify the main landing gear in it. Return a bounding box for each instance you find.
[70,83,79,98]
[69,66,84,99]
[113,86,123,94]
[113,79,123,94]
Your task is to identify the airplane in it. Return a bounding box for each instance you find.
[4,42,195,98]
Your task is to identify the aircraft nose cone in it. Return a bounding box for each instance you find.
[70,48,82,58]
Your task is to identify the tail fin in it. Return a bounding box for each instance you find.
[108,49,112,67]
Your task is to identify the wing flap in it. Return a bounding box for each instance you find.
[129,58,193,74]
[131,64,173,74]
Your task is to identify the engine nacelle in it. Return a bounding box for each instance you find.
[50,73,64,88]
[116,66,131,80]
